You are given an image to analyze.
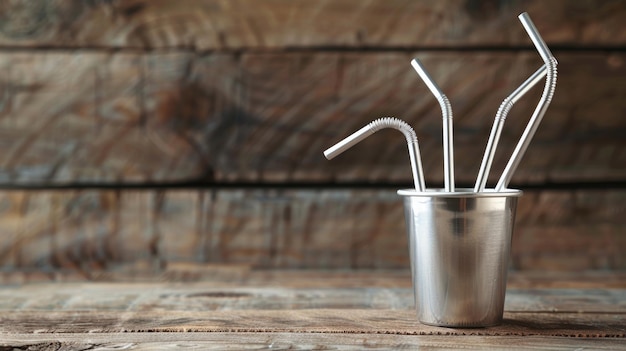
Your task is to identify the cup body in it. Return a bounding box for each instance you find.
[397,188,522,327]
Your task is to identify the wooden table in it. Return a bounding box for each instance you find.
[1,269,625,349]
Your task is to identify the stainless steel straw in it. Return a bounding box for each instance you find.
[473,64,547,192]
[495,12,558,191]
[324,117,426,191]
[410,59,454,192]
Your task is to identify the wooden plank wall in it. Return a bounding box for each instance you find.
[0,0,624,280]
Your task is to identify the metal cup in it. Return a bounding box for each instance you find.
[397,188,522,327]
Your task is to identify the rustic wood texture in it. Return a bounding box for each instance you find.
[0,0,625,49]
[1,333,623,351]
[1,282,625,313]
[0,51,625,184]
[0,1,624,282]
[0,276,624,348]
[3,266,626,288]
[0,189,624,277]
[1,309,624,337]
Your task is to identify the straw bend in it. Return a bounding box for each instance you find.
[324,117,426,191]
[410,58,455,192]
[474,64,548,192]
[495,12,558,191]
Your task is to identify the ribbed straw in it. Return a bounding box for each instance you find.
[324,117,426,191]
[496,13,558,191]
[474,64,547,192]
[368,117,417,142]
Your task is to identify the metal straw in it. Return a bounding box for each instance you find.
[324,117,426,191]
[495,12,558,191]
[410,59,454,192]
[473,64,547,192]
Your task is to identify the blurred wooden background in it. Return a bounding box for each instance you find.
[0,0,624,282]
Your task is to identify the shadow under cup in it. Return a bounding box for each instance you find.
[397,188,522,327]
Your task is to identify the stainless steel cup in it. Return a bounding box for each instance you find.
[397,188,522,327]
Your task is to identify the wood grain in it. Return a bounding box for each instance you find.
[0,2,623,313]
[1,51,625,185]
[0,309,624,337]
[1,333,623,351]
[1,283,625,313]
[1,276,624,348]
[0,188,623,277]
[0,0,625,49]
[4,266,626,288]
[0,282,624,337]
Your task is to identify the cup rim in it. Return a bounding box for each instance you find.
[397,188,523,198]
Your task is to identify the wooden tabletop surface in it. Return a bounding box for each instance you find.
[0,269,625,349]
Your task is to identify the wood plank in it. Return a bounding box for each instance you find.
[1,333,623,350]
[1,283,625,313]
[235,270,626,290]
[0,188,624,276]
[0,309,623,337]
[1,275,625,347]
[3,267,626,288]
[507,271,626,289]
[0,0,625,49]
[1,51,625,185]
[0,52,202,184]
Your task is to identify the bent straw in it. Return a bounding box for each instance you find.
[473,64,547,192]
[410,59,454,192]
[324,117,426,191]
[495,12,558,191]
